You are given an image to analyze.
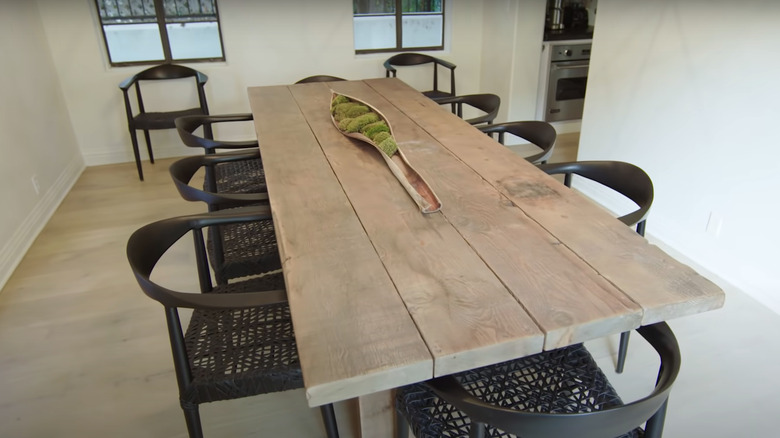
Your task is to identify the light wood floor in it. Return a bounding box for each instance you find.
[2,137,780,437]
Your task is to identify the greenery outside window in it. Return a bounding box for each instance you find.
[95,0,225,66]
[354,0,444,54]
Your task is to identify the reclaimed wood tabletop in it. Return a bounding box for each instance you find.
[248,78,724,432]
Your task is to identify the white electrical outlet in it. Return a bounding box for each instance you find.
[31,174,40,195]
[705,211,723,237]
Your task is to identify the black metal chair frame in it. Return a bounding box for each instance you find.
[396,322,680,438]
[175,114,266,196]
[119,64,211,181]
[479,121,557,164]
[127,207,339,438]
[538,160,654,373]
[175,114,257,154]
[384,53,457,101]
[169,150,268,209]
[169,152,276,285]
[295,75,347,84]
[436,94,500,126]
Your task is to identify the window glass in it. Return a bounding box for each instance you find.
[163,0,223,60]
[354,0,444,53]
[95,0,224,66]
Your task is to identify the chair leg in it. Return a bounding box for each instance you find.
[469,422,487,438]
[395,410,409,438]
[616,331,630,373]
[319,403,339,438]
[636,220,647,237]
[128,129,144,181]
[643,399,669,438]
[143,129,155,164]
[182,405,204,438]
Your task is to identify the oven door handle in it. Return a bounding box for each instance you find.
[551,63,589,70]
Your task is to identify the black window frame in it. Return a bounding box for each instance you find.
[95,0,226,67]
[354,0,445,55]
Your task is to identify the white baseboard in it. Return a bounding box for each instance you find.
[0,156,85,290]
[83,144,200,166]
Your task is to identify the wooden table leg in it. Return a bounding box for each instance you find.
[359,390,395,438]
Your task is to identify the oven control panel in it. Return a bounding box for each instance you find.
[551,43,591,62]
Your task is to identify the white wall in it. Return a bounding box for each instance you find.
[480,0,546,124]
[0,2,84,288]
[35,0,486,165]
[579,0,780,313]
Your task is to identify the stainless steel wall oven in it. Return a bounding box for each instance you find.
[544,42,591,122]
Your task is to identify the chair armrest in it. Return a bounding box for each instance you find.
[151,287,288,310]
[175,114,257,151]
[177,114,253,130]
[434,58,457,70]
[118,74,139,91]
[383,59,397,77]
[196,71,209,85]
[433,95,462,105]
[477,124,505,135]
[170,151,268,206]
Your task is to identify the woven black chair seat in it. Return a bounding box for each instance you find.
[396,344,643,438]
[133,107,204,130]
[183,274,300,405]
[208,217,281,283]
[213,157,266,194]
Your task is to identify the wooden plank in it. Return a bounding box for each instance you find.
[248,86,432,407]
[341,83,642,350]
[366,78,725,324]
[289,81,544,377]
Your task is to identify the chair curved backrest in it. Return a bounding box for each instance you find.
[537,160,654,235]
[130,63,206,82]
[295,75,346,84]
[169,151,268,210]
[175,114,257,154]
[127,207,279,304]
[126,207,340,438]
[479,121,557,164]
[436,93,500,126]
[384,53,456,101]
[422,322,680,438]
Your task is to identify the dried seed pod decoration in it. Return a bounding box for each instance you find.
[329,91,441,213]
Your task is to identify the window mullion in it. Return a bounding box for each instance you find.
[154,0,173,62]
[395,0,402,50]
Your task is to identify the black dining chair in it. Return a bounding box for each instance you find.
[175,114,264,195]
[127,207,339,438]
[436,93,501,126]
[120,63,210,181]
[396,322,680,438]
[479,121,557,164]
[169,151,278,285]
[295,75,347,84]
[384,53,456,101]
[537,160,655,373]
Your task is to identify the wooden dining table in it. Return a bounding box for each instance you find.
[248,78,724,435]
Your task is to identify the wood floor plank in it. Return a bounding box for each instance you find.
[366,78,725,325]
[0,158,359,437]
[248,86,432,406]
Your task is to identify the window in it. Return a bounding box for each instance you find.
[353,0,444,54]
[95,0,225,66]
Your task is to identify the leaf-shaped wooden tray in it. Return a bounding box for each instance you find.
[330,92,442,214]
